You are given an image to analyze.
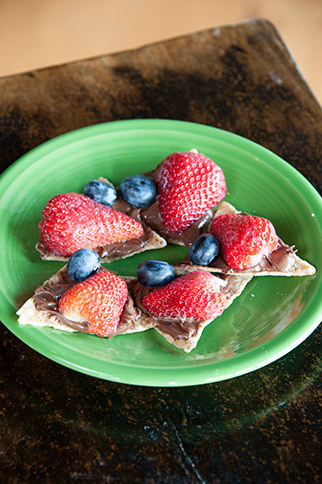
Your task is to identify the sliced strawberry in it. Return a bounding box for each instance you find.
[154,151,226,233]
[38,192,144,256]
[142,270,226,321]
[210,213,279,270]
[58,270,128,336]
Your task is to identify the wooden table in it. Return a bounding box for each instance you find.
[0,19,321,483]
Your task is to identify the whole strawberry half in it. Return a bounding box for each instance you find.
[59,270,128,337]
[210,213,279,270]
[38,192,144,256]
[154,151,226,233]
[142,270,226,321]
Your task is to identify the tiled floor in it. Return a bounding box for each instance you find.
[0,0,321,104]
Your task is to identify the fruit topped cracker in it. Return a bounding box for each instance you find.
[17,252,252,353]
[36,192,166,262]
[19,148,316,353]
[109,149,227,246]
[177,202,316,277]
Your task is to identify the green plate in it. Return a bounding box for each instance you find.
[0,119,321,386]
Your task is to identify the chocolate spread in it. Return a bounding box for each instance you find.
[111,194,139,217]
[107,293,143,338]
[32,268,140,334]
[37,223,154,260]
[125,279,202,341]
[180,239,296,273]
[111,175,214,247]
[94,226,155,259]
[33,270,89,332]
[140,199,213,246]
[31,269,203,342]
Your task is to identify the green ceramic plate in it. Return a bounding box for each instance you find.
[0,119,321,386]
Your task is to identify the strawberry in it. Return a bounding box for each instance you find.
[154,151,226,233]
[58,270,128,336]
[141,271,226,321]
[210,213,279,270]
[38,192,144,256]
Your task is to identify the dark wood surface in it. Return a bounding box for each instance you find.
[0,19,321,483]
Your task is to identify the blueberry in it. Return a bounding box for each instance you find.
[137,260,175,287]
[119,175,157,208]
[67,248,101,282]
[188,234,220,266]
[84,179,117,206]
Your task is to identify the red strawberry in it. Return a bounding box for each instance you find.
[59,270,128,336]
[154,151,226,233]
[38,192,144,256]
[210,213,279,270]
[142,270,226,321]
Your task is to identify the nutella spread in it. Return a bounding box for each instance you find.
[112,194,141,218]
[113,193,213,247]
[107,293,143,338]
[126,279,203,341]
[111,174,213,247]
[94,226,155,259]
[33,270,89,332]
[37,223,154,260]
[140,198,213,246]
[32,268,140,335]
